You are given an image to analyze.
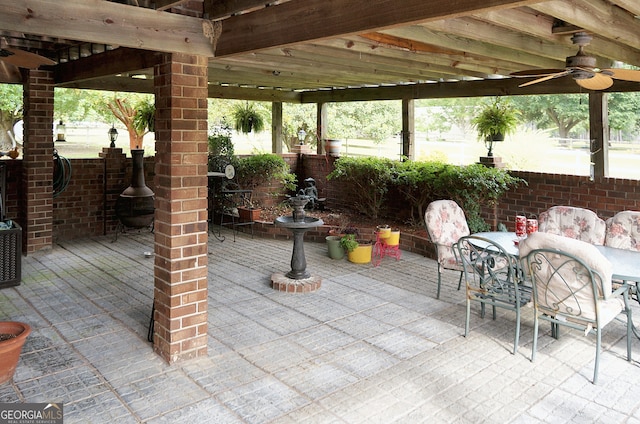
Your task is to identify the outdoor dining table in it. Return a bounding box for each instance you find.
[473,231,640,340]
[473,231,640,284]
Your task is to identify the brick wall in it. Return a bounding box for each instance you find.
[7,152,640,254]
[486,171,640,231]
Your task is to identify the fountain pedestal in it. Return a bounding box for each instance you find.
[271,195,323,293]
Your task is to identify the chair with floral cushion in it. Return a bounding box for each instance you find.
[520,232,631,384]
[538,205,606,245]
[604,210,640,251]
[424,200,470,299]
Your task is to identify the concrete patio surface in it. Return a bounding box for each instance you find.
[1,228,640,423]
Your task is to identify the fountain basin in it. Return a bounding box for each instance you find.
[275,216,324,229]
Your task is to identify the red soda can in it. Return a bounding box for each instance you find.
[526,218,538,235]
[515,215,527,238]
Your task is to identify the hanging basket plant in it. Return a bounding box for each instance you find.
[232,102,265,133]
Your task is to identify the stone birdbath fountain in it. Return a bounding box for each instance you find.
[271,194,324,292]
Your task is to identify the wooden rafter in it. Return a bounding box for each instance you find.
[0,0,217,57]
[215,0,542,56]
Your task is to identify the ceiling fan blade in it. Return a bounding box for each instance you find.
[603,68,640,82]
[510,69,565,78]
[0,48,56,69]
[518,70,570,87]
[575,73,613,90]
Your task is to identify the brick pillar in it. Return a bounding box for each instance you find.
[99,147,127,235]
[22,69,54,254]
[152,53,209,362]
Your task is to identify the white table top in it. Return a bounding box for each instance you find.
[473,231,640,283]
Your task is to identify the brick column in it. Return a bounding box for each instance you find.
[99,147,127,235]
[152,53,209,362]
[22,69,54,253]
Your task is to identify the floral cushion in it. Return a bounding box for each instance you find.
[425,200,470,270]
[605,211,640,251]
[538,206,606,245]
[520,232,622,324]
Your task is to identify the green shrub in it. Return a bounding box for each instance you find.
[327,156,398,219]
[432,163,525,232]
[394,160,447,223]
[236,153,297,193]
[392,160,525,232]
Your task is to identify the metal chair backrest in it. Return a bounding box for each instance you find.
[520,232,613,316]
[456,235,523,308]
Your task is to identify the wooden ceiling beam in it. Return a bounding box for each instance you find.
[54,48,161,84]
[154,0,191,11]
[532,0,640,53]
[214,0,543,56]
[224,48,457,83]
[609,0,640,16]
[208,85,302,102]
[321,36,522,78]
[300,77,640,103]
[423,16,574,62]
[288,43,487,80]
[381,25,564,71]
[0,0,217,57]
[204,0,272,19]
[472,7,640,66]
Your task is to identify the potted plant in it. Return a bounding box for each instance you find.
[471,97,519,157]
[231,102,265,134]
[0,321,31,384]
[325,235,345,259]
[340,234,373,264]
[237,198,261,223]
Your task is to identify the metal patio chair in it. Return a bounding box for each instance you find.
[520,232,632,384]
[538,205,606,245]
[604,210,640,252]
[455,235,531,354]
[425,200,470,299]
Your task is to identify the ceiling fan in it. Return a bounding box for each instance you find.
[0,46,56,69]
[510,32,640,90]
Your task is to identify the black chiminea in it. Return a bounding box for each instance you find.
[115,149,155,229]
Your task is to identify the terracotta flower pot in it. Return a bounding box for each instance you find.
[238,206,261,222]
[0,321,31,384]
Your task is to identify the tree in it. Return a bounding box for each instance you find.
[328,101,401,143]
[418,97,482,139]
[0,84,23,151]
[608,92,640,141]
[106,97,155,150]
[511,94,588,139]
[283,103,316,151]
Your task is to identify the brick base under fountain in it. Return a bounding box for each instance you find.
[270,273,322,293]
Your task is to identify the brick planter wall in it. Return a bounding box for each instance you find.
[7,150,640,256]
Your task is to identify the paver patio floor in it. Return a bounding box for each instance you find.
[1,229,640,423]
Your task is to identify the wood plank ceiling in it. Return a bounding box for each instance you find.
[0,0,639,103]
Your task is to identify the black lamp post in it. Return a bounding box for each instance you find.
[108,125,118,148]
